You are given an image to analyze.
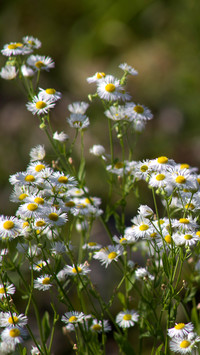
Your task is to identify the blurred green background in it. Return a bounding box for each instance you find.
[0,0,200,214]
[0,0,200,353]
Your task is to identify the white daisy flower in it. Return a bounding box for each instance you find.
[34,275,52,291]
[137,205,154,219]
[32,260,49,272]
[169,333,200,354]
[16,202,42,219]
[43,207,67,227]
[39,87,62,102]
[135,267,155,281]
[170,168,199,191]
[68,101,89,114]
[0,341,16,354]
[1,42,31,56]
[87,72,106,83]
[22,36,42,49]
[1,326,27,345]
[116,310,139,328]
[90,319,111,333]
[168,323,194,338]
[27,55,55,71]
[119,63,138,76]
[97,75,123,101]
[125,102,153,121]
[148,171,173,194]
[89,145,106,159]
[63,262,91,276]
[53,131,69,142]
[0,216,21,240]
[61,311,85,325]
[67,113,90,129]
[130,216,153,240]
[172,217,198,231]
[93,245,123,267]
[0,66,18,80]
[0,284,15,299]
[82,242,102,251]
[27,162,48,176]
[51,241,67,255]
[0,312,28,328]
[50,172,77,189]
[26,94,56,115]
[21,64,34,78]
[172,232,199,247]
[104,104,128,121]
[30,145,46,161]
[134,160,151,180]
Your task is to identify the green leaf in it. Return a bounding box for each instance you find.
[22,348,27,355]
[114,332,135,355]
[162,253,170,278]
[42,311,50,343]
[117,292,126,307]
[155,343,164,354]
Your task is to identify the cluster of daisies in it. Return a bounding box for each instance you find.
[168,322,200,354]
[61,308,138,333]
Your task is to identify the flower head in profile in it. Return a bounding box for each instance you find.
[0,65,18,80]
[0,312,28,328]
[87,72,106,83]
[119,63,138,76]
[53,131,69,142]
[68,101,89,114]
[168,322,194,338]
[90,319,111,333]
[1,41,31,56]
[29,145,46,162]
[116,310,139,328]
[22,36,42,49]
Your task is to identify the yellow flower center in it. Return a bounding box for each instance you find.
[105,83,116,92]
[120,238,127,243]
[58,176,68,184]
[19,193,28,201]
[45,88,56,95]
[180,163,190,169]
[139,224,149,231]
[197,178,200,185]
[179,218,189,224]
[42,277,50,285]
[36,220,46,227]
[8,316,19,324]
[92,324,102,331]
[108,252,117,260]
[88,242,97,246]
[175,323,185,330]
[69,316,77,323]
[72,266,82,273]
[185,203,194,210]
[8,43,23,49]
[96,72,105,79]
[157,156,168,164]
[23,222,29,228]
[27,203,38,211]
[123,314,132,321]
[9,328,20,338]
[0,287,5,294]
[184,234,192,240]
[35,61,45,68]
[150,232,157,238]
[175,176,186,184]
[156,174,165,181]
[3,221,14,230]
[35,164,45,172]
[180,340,190,348]
[196,231,200,237]
[48,213,59,221]
[134,105,144,114]
[140,165,148,172]
[25,174,35,182]
[36,101,47,109]
[114,162,123,169]
[164,235,172,244]
[34,197,44,205]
